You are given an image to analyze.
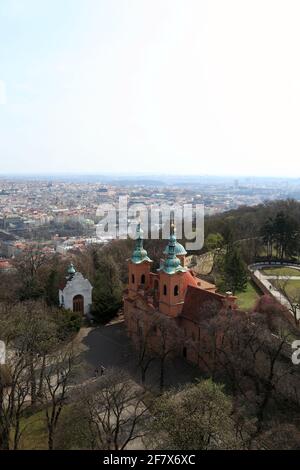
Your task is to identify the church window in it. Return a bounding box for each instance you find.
[141,274,145,284]
[163,284,167,295]
[132,274,135,284]
[174,285,179,296]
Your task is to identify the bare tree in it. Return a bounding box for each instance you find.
[128,311,184,390]
[14,244,48,280]
[206,311,298,442]
[77,368,149,450]
[0,301,62,449]
[151,313,184,392]
[3,301,58,405]
[41,347,75,450]
[276,278,300,326]
[13,245,49,300]
[0,346,34,449]
[148,379,242,450]
[129,311,155,385]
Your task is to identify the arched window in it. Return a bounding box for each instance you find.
[131,274,135,284]
[163,284,167,295]
[141,274,145,284]
[174,285,179,296]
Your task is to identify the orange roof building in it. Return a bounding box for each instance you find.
[123,224,237,369]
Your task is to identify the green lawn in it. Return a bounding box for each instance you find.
[16,404,74,450]
[17,409,48,450]
[272,279,300,298]
[236,281,262,310]
[262,267,300,277]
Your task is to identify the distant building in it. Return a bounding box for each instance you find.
[59,263,93,316]
[0,258,14,272]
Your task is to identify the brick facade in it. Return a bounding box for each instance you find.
[124,227,237,368]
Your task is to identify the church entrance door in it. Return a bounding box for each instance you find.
[73,295,84,314]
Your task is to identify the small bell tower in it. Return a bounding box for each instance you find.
[128,223,153,298]
[158,224,188,317]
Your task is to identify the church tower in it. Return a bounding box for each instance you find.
[128,223,153,299]
[163,228,187,266]
[158,225,188,317]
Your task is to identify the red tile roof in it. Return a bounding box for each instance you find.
[0,260,12,270]
[180,285,225,323]
[181,270,199,291]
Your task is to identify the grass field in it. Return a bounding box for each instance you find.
[272,279,300,298]
[262,267,300,277]
[236,281,262,310]
[17,409,48,450]
[17,405,73,450]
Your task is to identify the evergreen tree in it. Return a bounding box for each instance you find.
[45,269,60,306]
[261,211,299,261]
[260,217,274,259]
[92,254,123,323]
[205,232,224,251]
[223,246,248,294]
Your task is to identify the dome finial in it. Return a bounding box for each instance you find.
[161,219,187,272]
[67,263,76,277]
[131,220,152,264]
[135,218,143,239]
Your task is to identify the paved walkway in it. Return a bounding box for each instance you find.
[77,322,204,391]
[250,264,300,320]
[264,276,300,280]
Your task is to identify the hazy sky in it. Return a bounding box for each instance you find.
[0,0,300,177]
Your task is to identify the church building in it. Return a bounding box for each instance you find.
[59,263,93,316]
[124,223,237,367]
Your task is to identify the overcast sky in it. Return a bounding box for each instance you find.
[0,0,300,177]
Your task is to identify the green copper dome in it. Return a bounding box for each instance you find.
[159,226,187,275]
[163,240,187,256]
[131,223,152,265]
[67,263,76,275]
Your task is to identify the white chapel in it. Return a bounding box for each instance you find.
[59,263,93,316]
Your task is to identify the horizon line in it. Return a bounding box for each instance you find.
[0,172,300,180]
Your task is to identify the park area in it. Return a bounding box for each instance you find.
[236,281,261,310]
[272,279,300,298]
[260,265,300,299]
[261,267,300,277]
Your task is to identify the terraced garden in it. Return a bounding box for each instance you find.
[261,267,300,277]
